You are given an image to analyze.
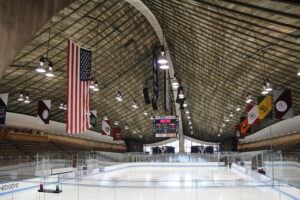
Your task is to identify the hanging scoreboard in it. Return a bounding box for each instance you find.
[153,116,179,138]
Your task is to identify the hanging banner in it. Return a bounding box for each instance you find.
[37,100,51,124]
[257,96,272,120]
[0,94,8,125]
[152,52,158,111]
[247,105,259,125]
[273,89,293,119]
[89,110,97,128]
[101,120,110,136]
[164,71,170,111]
[113,128,122,140]
[239,117,251,134]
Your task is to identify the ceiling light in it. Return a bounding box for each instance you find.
[158,48,168,64]
[143,109,148,116]
[225,117,230,122]
[59,103,64,110]
[116,91,123,101]
[187,115,191,119]
[188,121,192,125]
[183,103,187,108]
[229,112,234,117]
[103,115,108,120]
[185,110,190,114]
[218,134,221,137]
[133,130,137,134]
[17,92,24,102]
[190,126,193,129]
[261,86,268,95]
[89,79,95,89]
[236,105,241,112]
[222,123,226,127]
[178,90,184,99]
[63,104,67,110]
[191,131,194,135]
[172,78,180,89]
[114,121,119,126]
[37,57,46,73]
[160,64,169,70]
[245,92,253,104]
[93,81,99,91]
[132,100,138,109]
[150,115,154,120]
[125,125,129,130]
[265,79,272,92]
[23,94,30,104]
[297,69,300,76]
[45,62,54,77]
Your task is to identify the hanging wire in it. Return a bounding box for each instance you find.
[60,8,65,41]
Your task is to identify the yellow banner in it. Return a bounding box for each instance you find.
[258,96,272,119]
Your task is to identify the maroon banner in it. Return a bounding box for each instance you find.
[113,128,122,140]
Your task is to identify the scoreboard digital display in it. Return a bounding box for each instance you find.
[153,116,179,138]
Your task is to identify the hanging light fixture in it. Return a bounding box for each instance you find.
[183,103,187,108]
[172,77,180,89]
[93,80,99,91]
[158,47,168,64]
[143,109,148,116]
[17,92,24,102]
[103,115,108,120]
[114,121,119,126]
[190,126,193,129]
[261,85,268,95]
[132,100,139,109]
[37,56,46,73]
[59,103,64,110]
[89,79,95,89]
[188,121,192,125]
[191,131,194,135]
[125,125,129,130]
[23,93,30,104]
[187,115,191,119]
[116,91,123,101]
[236,105,241,112]
[185,110,190,114]
[225,116,230,122]
[222,123,226,127]
[178,90,184,99]
[150,115,154,120]
[160,63,169,70]
[297,68,300,76]
[245,92,253,104]
[45,61,55,77]
[265,79,272,92]
[229,112,234,117]
[218,134,221,137]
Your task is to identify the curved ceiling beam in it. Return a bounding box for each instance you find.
[124,0,185,152]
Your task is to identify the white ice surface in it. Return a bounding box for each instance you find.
[1,165,299,200]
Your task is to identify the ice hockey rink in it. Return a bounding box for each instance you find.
[1,163,299,200]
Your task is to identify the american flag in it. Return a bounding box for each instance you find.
[66,39,92,133]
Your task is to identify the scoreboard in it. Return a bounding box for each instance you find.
[153,116,179,138]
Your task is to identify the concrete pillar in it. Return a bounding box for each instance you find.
[0,0,74,79]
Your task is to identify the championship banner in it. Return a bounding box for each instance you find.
[90,110,97,128]
[273,89,293,119]
[37,100,51,124]
[247,105,259,125]
[258,96,272,120]
[152,52,158,111]
[0,93,8,125]
[240,117,251,134]
[101,120,110,135]
[113,128,122,140]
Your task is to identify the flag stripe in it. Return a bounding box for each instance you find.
[66,40,91,133]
